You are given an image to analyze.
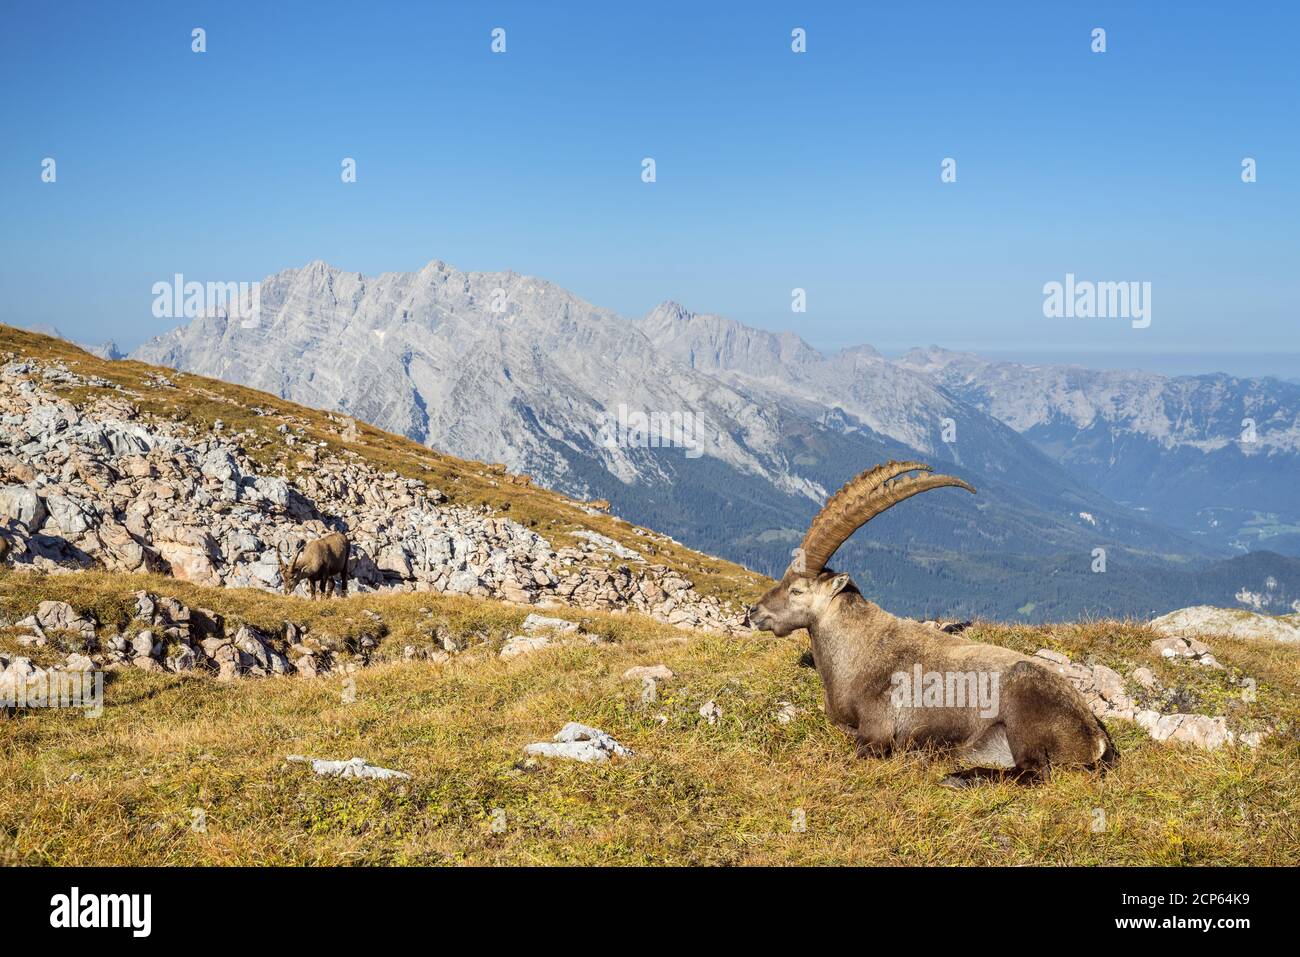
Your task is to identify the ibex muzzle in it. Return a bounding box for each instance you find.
[750,461,1116,785]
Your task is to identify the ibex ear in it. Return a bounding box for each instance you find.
[825,573,853,599]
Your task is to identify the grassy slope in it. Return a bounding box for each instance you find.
[0,324,765,607]
[1,571,1297,866]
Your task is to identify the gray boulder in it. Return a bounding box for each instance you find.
[0,485,44,528]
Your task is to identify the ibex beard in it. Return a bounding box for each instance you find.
[748,461,1117,786]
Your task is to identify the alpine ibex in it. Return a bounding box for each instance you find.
[748,461,1116,786]
[277,532,350,598]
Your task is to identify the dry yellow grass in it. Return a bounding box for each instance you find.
[1,571,1296,866]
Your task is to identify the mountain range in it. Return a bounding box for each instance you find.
[128,259,1300,621]
[898,348,1300,556]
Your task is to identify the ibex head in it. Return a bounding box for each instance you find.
[277,541,305,595]
[748,461,975,636]
[748,569,857,636]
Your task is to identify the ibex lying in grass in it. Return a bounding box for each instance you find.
[278,532,350,598]
[748,461,1116,786]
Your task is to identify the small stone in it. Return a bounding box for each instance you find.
[1135,710,1233,750]
[1131,667,1159,690]
[31,600,96,637]
[1034,649,1071,665]
[639,675,659,702]
[500,634,551,659]
[622,664,674,682]
[167,646,198,672]
[520,613,580,636]
[286,755,410,780]
[444,570,479,594]
[63,653,95,672]
[1150,636,1193,659]
[523,723,633,763]
[131,631,156,659]
[1089,664,1128,704]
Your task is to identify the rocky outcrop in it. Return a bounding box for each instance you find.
[1,590,375,689]
[0,356,746,634]
[1032,645,1266,751]
[1150,606,1300,644]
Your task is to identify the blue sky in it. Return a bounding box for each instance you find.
[1,1,1296,374]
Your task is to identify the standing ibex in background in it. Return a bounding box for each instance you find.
[748,461,1116,786]
[278,532,350,598]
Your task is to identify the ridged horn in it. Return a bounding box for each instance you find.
[794,461,976,574]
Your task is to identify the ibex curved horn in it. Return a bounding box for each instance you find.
[794,461,976,574]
